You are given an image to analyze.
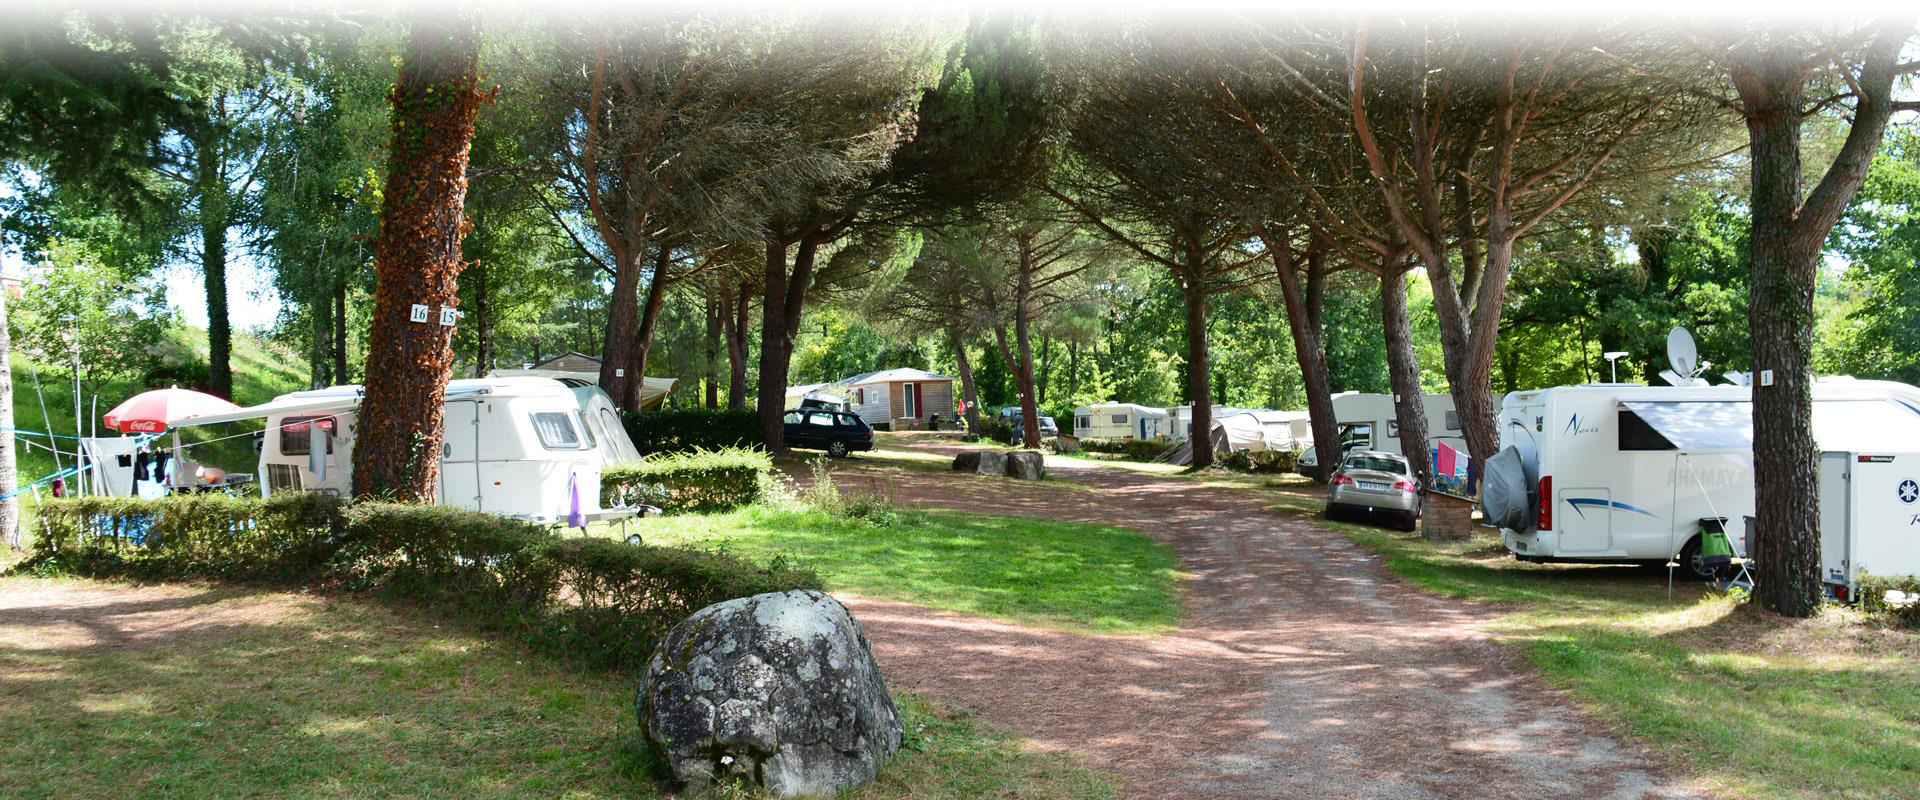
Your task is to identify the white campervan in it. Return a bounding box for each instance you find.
[170,377,636,523]
[1297,392,1482,479]
[1489,379,1920,580]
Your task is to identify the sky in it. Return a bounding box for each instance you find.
[2,234,285,332]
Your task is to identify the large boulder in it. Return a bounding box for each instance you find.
[970,449,1007,476]
[639,590,902,797]
[1006,450,1047,480]
[951,451,981,472]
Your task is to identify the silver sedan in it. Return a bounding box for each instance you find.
[1324,450,1422,531]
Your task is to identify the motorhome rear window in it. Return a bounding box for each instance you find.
[1618,410,1676,451]
[281,416,336,456]
[531,412,586,450]
[1344,456,1407,474]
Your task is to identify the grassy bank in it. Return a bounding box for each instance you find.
[632,506,1184,636]
[0,576,1119,800]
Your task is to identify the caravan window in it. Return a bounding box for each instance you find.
[1617,410,1675,451]
[1386,420,1400,439]
[1112,414,1127,424]
[281,417,336,456]
[530,412,587,450]
[1077,415,1091,429]
[1340,423,1374,448]
[575,411,598,449]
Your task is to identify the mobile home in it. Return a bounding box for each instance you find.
[1297,392,1480,477]
[1486,379,1920,580]
[835,368,955,429]
[1073,403,1168,440]
[170,378,629,523]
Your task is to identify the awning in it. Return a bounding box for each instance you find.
[1622,397,1920,454]
[169,384,495,428]
[1619,400,1752,453]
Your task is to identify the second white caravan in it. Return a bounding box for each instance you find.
[1487,379,1920,579]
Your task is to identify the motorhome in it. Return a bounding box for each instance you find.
[169,377,633,523]
[1297,392,1479,478]
[1487,378,1920,580]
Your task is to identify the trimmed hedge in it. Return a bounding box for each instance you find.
[18,493,819,669]
[602,447,771,513]
[1078,437,1173,460]
[1858,573,1920,628]
[622,408,760,454]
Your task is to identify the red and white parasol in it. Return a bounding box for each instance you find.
[102,387,242,434]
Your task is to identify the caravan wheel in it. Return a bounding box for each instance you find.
[1676,536,1718,582]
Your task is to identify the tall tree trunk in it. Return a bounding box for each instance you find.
[756,234,820,449]
[950,329,984,433]
[0,272,17,548]
[1731,33,1900,617]
[1263,230,1340,480]
[1013,235,1041,448]
[470,254,492,378]
[351,10,485,502]
[193,112,233,399]
[1180,270,1213,469]
[333,276,349,384]
[598,247,643,405]
[623,246,672,410]
[725,280,750,410]
[1379,267,1434,494]
[703,286,721,409]
[1036,333,1052,405]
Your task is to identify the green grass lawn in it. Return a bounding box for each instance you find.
[630,506,1184,636]
[0,576,1118,800]
[1239,476,1920,800]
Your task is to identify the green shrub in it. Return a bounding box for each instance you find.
[1857,573,1920,628]
[972,416,1014,444]
[622,408,761,454]
[531,538,821,666]
[17,492,817,670]
[25,492,348,580]
[1219,448,1301,473]
[602,447,770,513]
[1078,437,1171,460]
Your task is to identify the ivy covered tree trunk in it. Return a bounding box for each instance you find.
[352,11,486,502]
[1732,27,1904,617]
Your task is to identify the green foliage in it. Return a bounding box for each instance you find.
[19,492,818,670]
[1824,128,1920,383]
[1076,437,1169,460]
[1218,448,1300,474]
[620,408,762,454]
[1856,573,1920,628]
[7,241,178,387]
[601,447,772,513]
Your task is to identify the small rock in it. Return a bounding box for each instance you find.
[640,590,902,797]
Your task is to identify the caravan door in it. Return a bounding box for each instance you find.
[439,400,484,510]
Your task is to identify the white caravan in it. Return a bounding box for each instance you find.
[1298,392,1478,477]
[1818,450,1920,601]
[170,377,632,523]
[1488,379,1920,580]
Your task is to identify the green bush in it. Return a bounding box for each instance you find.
[621,408,761,454]
[1857,573,1920,628]
[972,416,1014,444]
[532,538,820,666]
[601,447,770,513]
[18,492,818,670]
[25,492,348,580]
[1078,437,1171,460]
[1219,448,1302,473]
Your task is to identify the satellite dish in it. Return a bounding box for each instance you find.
[1667,327,1699,379]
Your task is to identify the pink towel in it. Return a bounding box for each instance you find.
[1436,441,1458,479]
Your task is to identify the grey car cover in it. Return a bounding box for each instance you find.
[1481,445,1536,531]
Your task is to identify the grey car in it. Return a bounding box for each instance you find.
[1325,450,1422,531]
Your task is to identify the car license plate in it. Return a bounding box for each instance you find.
[1359,481,1388,490]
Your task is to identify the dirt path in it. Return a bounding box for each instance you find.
[818,442,1697,799]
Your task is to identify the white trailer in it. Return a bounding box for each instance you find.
[170,377,632,524]
[1487,379,1920,580]
[1818,451,1920,601]
[1297,392,1478,477]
